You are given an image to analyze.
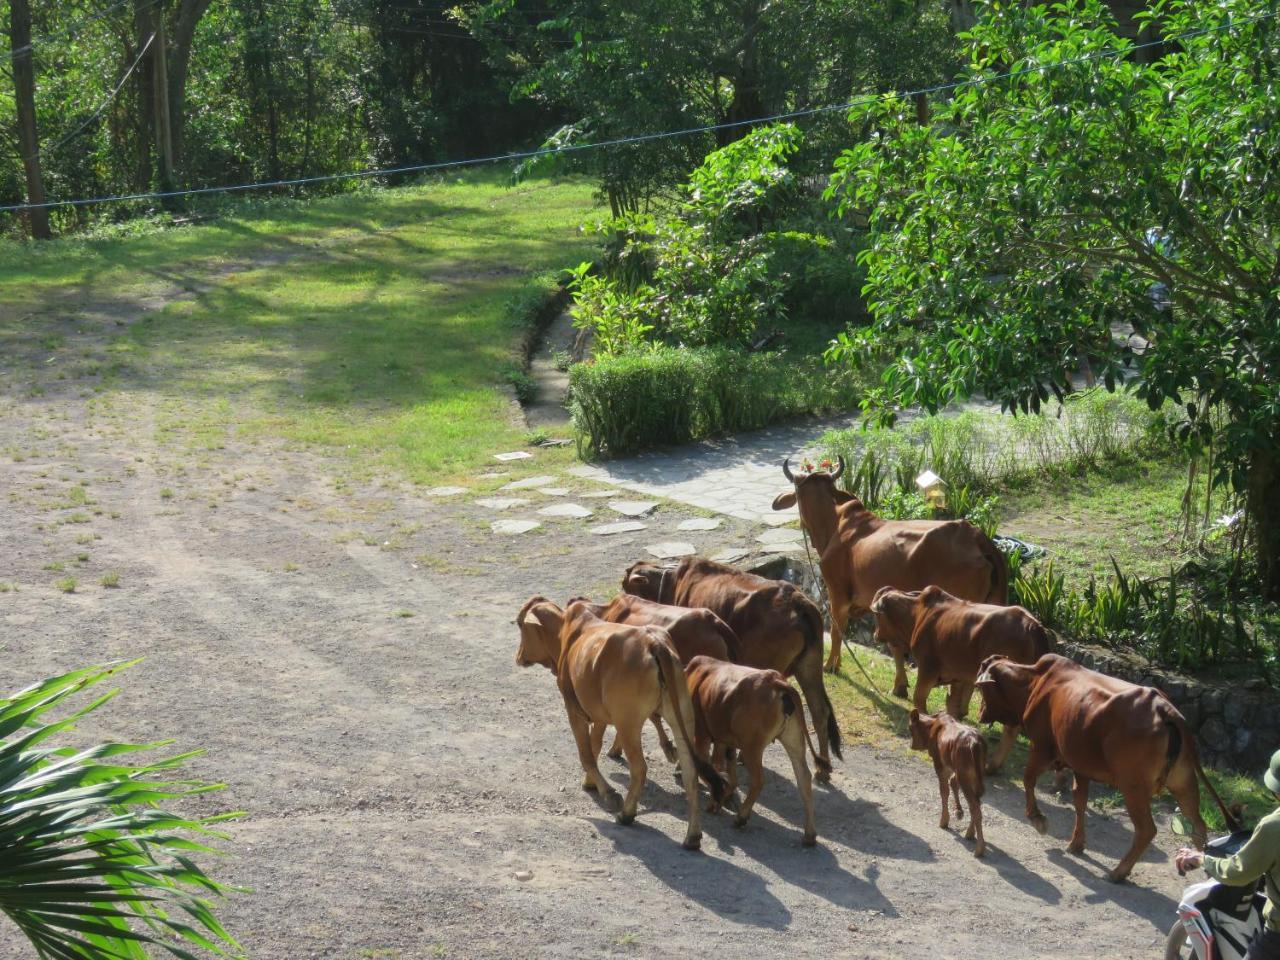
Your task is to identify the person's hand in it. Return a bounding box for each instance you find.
[1175,847,1203,876]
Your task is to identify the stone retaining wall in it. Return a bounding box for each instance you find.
[749,553,1280,773]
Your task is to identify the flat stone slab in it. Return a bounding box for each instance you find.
[579,491,618,499]
[493,451,533,462]
[645,541,697,560]
[757,527,804,545]
[425,486,468,497]
[501,475,558,491]
[536,487,571,496]
[710,548,749,564]
[491,519,542,535]
[677,517,722,531]
[477,471,508,480]
[474,497,530,511]
[610,500,658,518]
[760,511,798,526]
[590,520,648,536]
[537,503,593,519]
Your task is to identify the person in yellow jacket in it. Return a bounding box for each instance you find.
[1176,749,1280,960]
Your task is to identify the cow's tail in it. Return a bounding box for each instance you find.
[981,532,1010,605]
[965,736,988,799]
[797,596,843,762]
[777,680,831,777]
[653,643,728,806]
[1161,701,1240,833]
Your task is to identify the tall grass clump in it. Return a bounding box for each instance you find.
[570,345,861,458]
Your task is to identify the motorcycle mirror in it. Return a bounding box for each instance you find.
[1170,813,1192,838]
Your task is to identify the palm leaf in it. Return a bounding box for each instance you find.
[0,662,246,959]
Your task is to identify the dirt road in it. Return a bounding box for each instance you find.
[1,294,1194,960]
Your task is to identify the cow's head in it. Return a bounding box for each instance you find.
[870,586,920,653]
[772,457,862,551]
[622,561,670,602]
[515,596,564,670]
[907,707,935,752]
[975,655,1028,725]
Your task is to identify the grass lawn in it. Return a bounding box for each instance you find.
[0,173,600,482]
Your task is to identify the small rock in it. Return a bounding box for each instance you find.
[590,520,648,536]
[710,548,749,564]
[538,503,593,519]
[501,475,559,491]
[514,870,533,882]
[425,486,468,497]
[757,527,803,545]
[493,451,534,462]
[537,487,571,496]
[491,519,542,535]
[645,541,697,560]
[474,497,530,511]
[610,500,658,518]
[678,517,722,531]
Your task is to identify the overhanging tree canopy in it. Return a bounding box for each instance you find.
[827,0,1280,595]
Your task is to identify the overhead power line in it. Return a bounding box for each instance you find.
[1,8,1274,214]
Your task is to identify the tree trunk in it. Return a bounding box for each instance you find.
[133,0,157,190]
[1248,448,1280,600]
[8,0,51,239]
[167,0,214,176]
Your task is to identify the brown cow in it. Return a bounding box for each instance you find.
[975,653,1237,882]
[568,593,742,762]
[622,556,842,779]
[872,584,1050,770]
[771,458,1007,674]
[685,655,819,846]
[908,708,987,857]
[516,596,727,849]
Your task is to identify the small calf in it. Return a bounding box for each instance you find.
[908,708,987,857]
[685,655,821,847]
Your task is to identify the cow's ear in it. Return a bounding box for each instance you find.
[772,491,797,511]
[522,610,543,628]
[831,489,855,504]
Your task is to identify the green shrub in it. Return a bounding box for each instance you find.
[569,345,861,458]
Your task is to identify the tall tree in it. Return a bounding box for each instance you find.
[828,0,1280,595]
[7,0,51,238]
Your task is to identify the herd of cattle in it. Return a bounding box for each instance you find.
[514,458,1237,882]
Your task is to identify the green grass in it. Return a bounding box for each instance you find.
[0,173,599,483]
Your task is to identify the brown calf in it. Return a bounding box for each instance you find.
[516,596,727,849]
[685,656,818,846]
[772,459,1007,674]
[872,585,1049,771]
[908,708,987,857]
[976,653,1238,881]
[569,593,741,762]
[622,556,841,778]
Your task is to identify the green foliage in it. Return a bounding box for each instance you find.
[569,345,861,458]
[0,662,243,959]
[828,0,1280,595]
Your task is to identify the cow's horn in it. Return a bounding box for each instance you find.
[832,455,846,481]
[782,457,795,483]
[975,668,994,685]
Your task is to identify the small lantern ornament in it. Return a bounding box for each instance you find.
[916,469,946,512]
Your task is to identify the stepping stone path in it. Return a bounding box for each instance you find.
[491,519,541,534]
[645,541,697,560]
[474,497,530,511]
[757,527,803,545]
[536,487,571,496]
[425,486,468,497]
[537,503,593,519]
[609,500,658,518]
[501,475,558,491]
[677,517,722,531]
[711,547,750,564]
[579,491,618,499]
[477,472,508,480]
[590,520,648,536]
[493,451,533,462]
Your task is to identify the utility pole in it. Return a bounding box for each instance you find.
[8,0,52,239]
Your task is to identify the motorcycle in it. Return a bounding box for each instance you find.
[1166,819,1265,960]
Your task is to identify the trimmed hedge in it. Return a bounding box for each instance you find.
[569,345,860,458]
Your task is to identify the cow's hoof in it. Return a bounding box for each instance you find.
[733,814,750,830]
[1030,814,1048,835]
[893,687,909,700]
[615,810,636,826]
[1067,839,1085,855]
[802,832,817,848]
[682,833,702,851]
[581,777,598,792]
[824,664,840,675]
[984,763,1002,776]
[939,819,950,831]
[814,767,831,784]
[1107,869,1131,884]
[974,844,986,859]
